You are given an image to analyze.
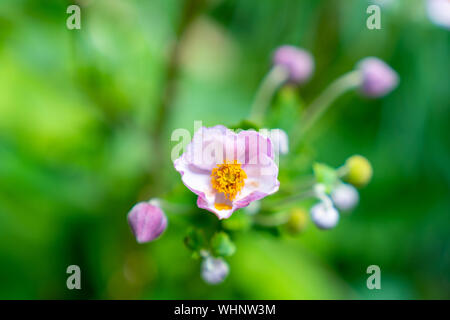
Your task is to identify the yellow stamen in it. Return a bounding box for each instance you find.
[214,203,233,211]
[211,160,247,202]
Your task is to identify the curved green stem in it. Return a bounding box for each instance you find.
[249,66,289,125]
[336,165,349,178]
[252,211,290,227]
[291,70,362,148]
[150,198,192,214]
[262,189,316,211]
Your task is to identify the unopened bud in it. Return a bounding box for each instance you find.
[331,183,359,211]
[273,45,314,85]
[344,155,373,188]
[357,57,399,97]
[127,201,167,243]
[201,257,229,285]
[426,0,450,30]
[285,208,308,234]
[310,202,339,230]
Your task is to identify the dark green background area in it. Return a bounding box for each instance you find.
[0,0,448,299]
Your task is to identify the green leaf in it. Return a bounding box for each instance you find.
[230,120,260,131]
[211,231,236,257]
[313,162,338,193]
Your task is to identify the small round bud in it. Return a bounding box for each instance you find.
[357,57,399,97]
[273,45,314,84]
[285,208,308,234]
[201,257,229,285]
[344,155,373,188]
[127,201,167,243]
[331,183,359,211]
[426,0,450,30]
[310,202,339,230]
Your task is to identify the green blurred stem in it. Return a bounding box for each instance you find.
[150,0,205,194]
[249,65,289,125]
[157,199,192,214]
[336,165,349,178]
[291,70,362,148]
[252,211,290,227]
[263,190,316,211]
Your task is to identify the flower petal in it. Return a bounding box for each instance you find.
[181,125,236,172]
[236,130,274,165]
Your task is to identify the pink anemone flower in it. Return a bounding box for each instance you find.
[174,126,280,219]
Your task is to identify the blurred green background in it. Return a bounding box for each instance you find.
[0,0,449,299]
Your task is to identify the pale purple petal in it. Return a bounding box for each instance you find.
[180,125,235,171]
[264,128,289,155]
[236,130,274,165]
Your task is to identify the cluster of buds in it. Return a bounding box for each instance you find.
[310,155,373,230]
[272,45,398,98]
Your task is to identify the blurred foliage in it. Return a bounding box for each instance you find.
[0,0,449,299]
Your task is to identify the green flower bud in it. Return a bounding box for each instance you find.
[211,232,236,257]
[285,208,308,235]
[344,155,373,188]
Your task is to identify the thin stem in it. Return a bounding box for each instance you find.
[291,70,362,148]
[249,65,289,125]
[263,189,316,210]
[252,211,290,227]
[148,198,192,214]
[293,176,316,190]
[150,0,205,195]
[336,165,349,178]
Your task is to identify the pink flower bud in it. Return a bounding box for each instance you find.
[127,201,167,243]
[273,45,314,84]
[357,57,399,97]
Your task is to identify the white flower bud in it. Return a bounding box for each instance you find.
[426,0,450,30]
[310,202,339,230]
[201,257,229,285]
[331,184,359,211]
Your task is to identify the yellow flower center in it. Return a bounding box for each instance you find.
[211,160,247,202]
